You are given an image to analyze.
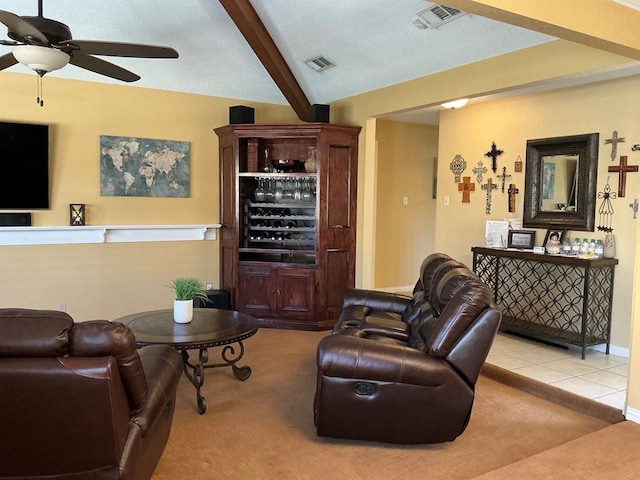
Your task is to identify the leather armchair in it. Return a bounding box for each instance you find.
[314,257,501,444]
[0,308,183,480]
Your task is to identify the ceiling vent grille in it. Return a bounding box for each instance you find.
[414,4,467,29]
[305,56,335,73]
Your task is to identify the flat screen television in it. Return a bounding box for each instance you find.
[0,121,50,209]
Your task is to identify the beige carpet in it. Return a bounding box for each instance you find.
[152,329,633,480]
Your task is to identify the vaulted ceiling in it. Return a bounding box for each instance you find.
[1,1,639,123]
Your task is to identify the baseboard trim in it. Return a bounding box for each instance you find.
[625,406,640,424]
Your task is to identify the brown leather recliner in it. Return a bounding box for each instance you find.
[314,257,501,444]
[0,308,183,480]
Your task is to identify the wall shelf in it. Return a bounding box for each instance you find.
[0,224,221,246]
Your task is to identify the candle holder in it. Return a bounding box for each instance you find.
[69,204,85,226]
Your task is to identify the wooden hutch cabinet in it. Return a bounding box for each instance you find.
[214,123,361,330]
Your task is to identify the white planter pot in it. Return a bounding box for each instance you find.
[173,299,194,323]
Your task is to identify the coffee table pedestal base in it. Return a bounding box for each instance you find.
[181,341,252,414]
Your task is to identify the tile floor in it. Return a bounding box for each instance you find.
[487,332,629,411]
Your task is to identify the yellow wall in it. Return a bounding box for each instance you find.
[435,75,640,349]
[0,72,297,321]
[374,120,438,289]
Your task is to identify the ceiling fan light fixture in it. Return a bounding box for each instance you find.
[12,45,70,74]
[441,98,469,109]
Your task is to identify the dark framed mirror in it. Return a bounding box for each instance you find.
[523,133,599,231]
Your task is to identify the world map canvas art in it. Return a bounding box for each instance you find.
[100,135,190,197]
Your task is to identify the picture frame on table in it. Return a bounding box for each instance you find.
[507,230,536,249]
[543,229,565,247]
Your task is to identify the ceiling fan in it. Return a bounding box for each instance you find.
[0,0,178,104]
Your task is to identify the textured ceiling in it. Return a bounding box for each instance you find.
[1,0,555,108]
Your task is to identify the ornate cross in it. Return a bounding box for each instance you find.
[484,142,504,173]
[605,130,625,161]
[496,166,512,193]
[472,161,488,183]
[508,184,519,213]
[608,155,638,197]
[449,154,467,182]
[481,178,498,214]
[457,176,475,203]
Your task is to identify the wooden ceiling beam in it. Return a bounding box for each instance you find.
[219,0,311,121]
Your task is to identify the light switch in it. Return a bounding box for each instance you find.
[444,195,450,206]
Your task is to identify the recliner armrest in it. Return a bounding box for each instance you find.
[131,345,182,437]
[342,288,411,314]
[317,334,451,387]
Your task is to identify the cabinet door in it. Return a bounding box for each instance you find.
[237,264,277,317]
[277,267,315,320]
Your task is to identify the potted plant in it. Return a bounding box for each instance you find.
[170,277,209,323]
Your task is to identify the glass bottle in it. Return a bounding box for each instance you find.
[571,238,581,255]
[595,240,604,257]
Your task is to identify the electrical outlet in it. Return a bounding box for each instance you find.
[402,196,408,205]
[206,283,213,290]
[57,302,66,312]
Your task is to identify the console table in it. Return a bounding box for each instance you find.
[471,247,617,359]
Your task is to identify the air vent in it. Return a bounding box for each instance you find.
[414,4,467,29]
[305,56,335,73]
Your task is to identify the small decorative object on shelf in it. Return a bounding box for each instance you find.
[304,147,318,173]
[449,154,466,182]
[603,233,616,258]
[69,204,85,226]
[543,229,564,254]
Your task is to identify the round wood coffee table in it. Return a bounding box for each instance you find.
[117,308,258,414]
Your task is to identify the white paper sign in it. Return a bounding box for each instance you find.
[485,220,509,248]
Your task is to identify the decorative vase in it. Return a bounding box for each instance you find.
[603,233,616,258]
[173,299,193,323]
[304,147,317,173]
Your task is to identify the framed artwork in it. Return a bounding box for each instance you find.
[100,135,190,197]
[543,229,565,247]
[507,230,536,249]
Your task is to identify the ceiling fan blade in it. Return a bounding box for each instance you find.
[0,10,48,44]
[0,51,18,71]
[61,40,178,58]
[69,52,140,82]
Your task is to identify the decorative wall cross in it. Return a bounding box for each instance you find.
[484,142,504,173]
[458,176,475,203]
[481,178,498,214]
[597,178,617,232]
[608,155,638,197]
[472,161,488,183]
[605,130,625,161]
[508,184,519,213]
[449,154,467,182]
[496,166,512,193]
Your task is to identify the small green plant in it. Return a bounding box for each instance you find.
[170,277,209,302]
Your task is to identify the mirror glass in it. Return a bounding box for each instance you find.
[540,154,578,212]
[523,133,598,231]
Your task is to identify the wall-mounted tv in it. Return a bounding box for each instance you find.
[0,121,50,209]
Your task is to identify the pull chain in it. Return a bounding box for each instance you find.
[36,73,44,107]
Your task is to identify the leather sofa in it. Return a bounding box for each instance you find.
[0,308,183,480]
[314,253,501,444]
